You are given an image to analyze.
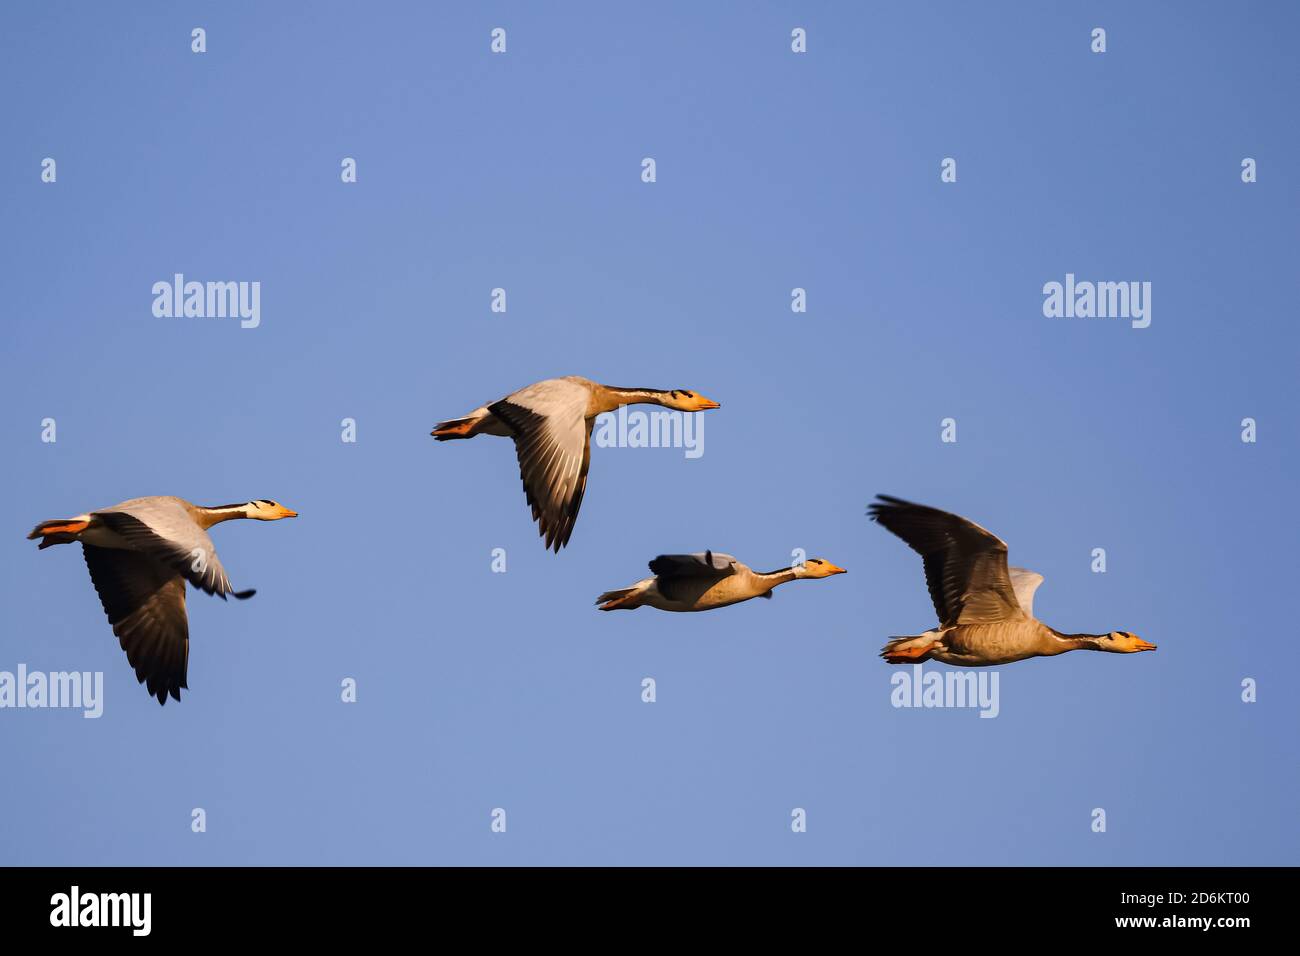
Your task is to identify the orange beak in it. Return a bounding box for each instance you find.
[1134,638,1156,652]
[826,563,847,575]
[695,396,721,410]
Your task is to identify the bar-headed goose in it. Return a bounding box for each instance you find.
[432,376,720,551]
[28,496,298,704]
[595,550,845,612]
[868,495,1154,666]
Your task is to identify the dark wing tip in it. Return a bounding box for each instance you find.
[233,588,256,600]
[868,494,929,526]
[867,494,911,515]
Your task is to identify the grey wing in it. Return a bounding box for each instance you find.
[489,379,594,552]
[82,544,189,705]
[93,499,247,598]
[868,495,1022,625]
[648,551,739,577]
[649,551,739,602]
[1008,568,1044,619]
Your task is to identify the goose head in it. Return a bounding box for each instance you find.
[1099,630,1156,653]
[246,499,299,521]
[795,558,847,579]
[662,389,721,412]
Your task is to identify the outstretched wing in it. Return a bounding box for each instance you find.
[82,544,189,705]
[489,379,594,552]
[868,495,1023,626]
[1008,567,1045,619]
[93,499,247,598]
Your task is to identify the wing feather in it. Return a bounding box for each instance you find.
[82,544,189,705]
[869,495,1023,625]
[649,551,740,602]
[93,501,241,598]
[1008,567,1045,619]
[490,379,593,552]
[648,551,739,578]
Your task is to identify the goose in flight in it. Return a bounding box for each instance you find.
[28,496,298,704]
[595,550,846,611]
[432,376,720,551]
[868,495,1153,665]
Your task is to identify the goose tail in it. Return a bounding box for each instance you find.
[28,517,90,549]
[431,416,479,440]
[880,634,938,664]
[595,586,642,611]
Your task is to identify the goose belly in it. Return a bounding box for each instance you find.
[688,577,763,611]
[643,577,756,612]
[935,623,1042,665]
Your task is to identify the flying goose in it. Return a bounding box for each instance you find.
[596,550,846,612]
[868,495,1154,665]
[27,496,298,704]
[432,376,720,551]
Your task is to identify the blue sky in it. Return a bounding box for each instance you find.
[1,1,1296,865]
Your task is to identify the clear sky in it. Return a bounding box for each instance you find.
[1,1,1296,865]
